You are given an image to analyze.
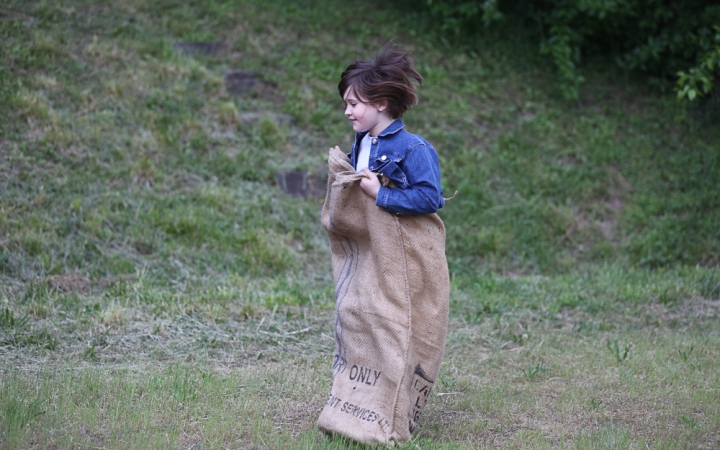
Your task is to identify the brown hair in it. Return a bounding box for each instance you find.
[338,44,423,119]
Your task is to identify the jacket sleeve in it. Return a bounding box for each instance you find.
[375,143,445,215]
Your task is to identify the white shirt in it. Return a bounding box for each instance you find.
[355,133,373,173]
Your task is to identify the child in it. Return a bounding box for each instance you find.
[317,44,450,445]
[331,45,445,215]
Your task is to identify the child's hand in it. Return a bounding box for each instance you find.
[330,145,341,153]
[360,168,381,199]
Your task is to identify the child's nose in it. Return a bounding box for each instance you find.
[344,105,352,116]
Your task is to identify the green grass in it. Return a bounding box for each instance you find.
[1,0,719,448]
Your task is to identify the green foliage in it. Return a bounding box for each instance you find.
[408,0,720,102]
[676,26,720,101]
[423,0,502,34]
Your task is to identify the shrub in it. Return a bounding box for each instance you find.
[407,0,720,102]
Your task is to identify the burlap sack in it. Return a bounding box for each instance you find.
[317,148,450,445]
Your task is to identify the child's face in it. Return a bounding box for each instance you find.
[343,88,390,136]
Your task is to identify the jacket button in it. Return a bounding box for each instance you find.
[381,155,387,161]
[372,138,377,145]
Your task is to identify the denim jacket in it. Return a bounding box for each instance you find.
[348,119,444,215]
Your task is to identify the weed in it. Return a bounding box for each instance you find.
[574,423,631,449]
[681,414,697,428]
[698,271,720,299]
[678,343,695,363]
[439,375,457,390]
[0,308,29,330]
[21,282,50,303]
[606,340,631,363]
[21,329,58,350]
[0,307,58,349]
[588,397,605,411]
[83,342,98,361]
[510,332,529,345]
[0,380,45,446]
[252,117,287,150]
[520,361,549,380]
[658,287,680,305]
[239,303,257,320]
[171,367,198,403]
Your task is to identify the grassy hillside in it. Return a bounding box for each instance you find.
[1,0,719,448]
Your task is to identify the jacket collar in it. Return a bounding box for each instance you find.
[379,118,405,137]
[355,119,405,141]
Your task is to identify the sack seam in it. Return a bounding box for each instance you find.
[388,213,412,441]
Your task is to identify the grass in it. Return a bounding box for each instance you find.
[1,267,718,448]
[1,0,719,448]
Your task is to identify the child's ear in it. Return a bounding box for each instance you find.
[377,99,389,113]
